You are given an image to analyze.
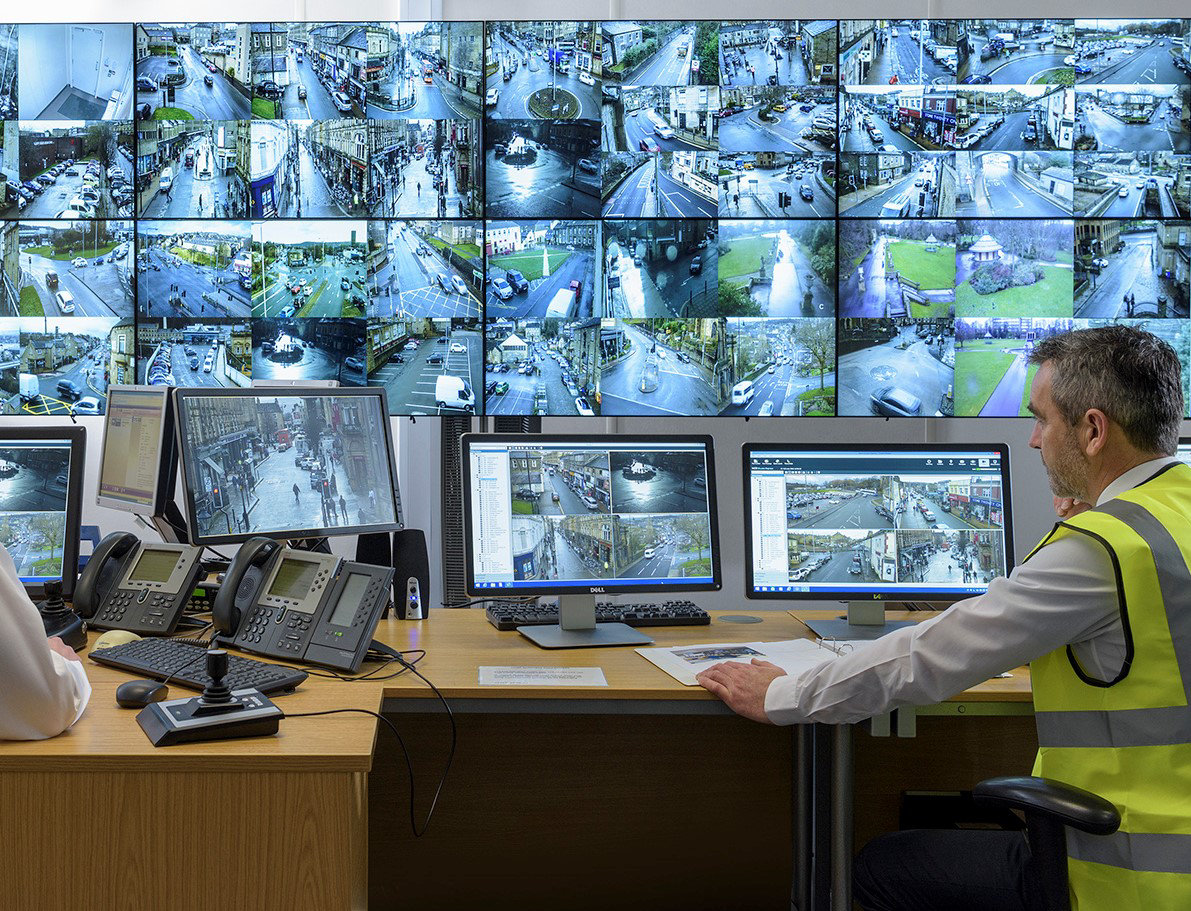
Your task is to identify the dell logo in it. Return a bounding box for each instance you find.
[590,586,606,593]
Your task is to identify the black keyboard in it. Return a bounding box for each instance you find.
[485,599,711,631]
[88,637,308,695]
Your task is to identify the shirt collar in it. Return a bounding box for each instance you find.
[1096,456,1180,506]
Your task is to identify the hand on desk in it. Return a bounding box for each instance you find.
[696,659,786,724]
[47,636,81,663]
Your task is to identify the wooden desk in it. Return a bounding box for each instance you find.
[0,609,1033,911]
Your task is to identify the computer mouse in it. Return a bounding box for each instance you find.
[115,679,170,709]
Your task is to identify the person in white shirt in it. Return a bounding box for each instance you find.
[0,545,92,740]
[696,326,1190,910]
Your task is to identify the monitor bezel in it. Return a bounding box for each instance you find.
[0,424,87,599]
[172,386,403,547]
[461,432,723,598]
[742,442,1015,602]
[95,385,175,517]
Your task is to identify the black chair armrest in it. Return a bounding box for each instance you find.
[973,776,1120,836]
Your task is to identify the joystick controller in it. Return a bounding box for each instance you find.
[38,580,87,652]
[136,648,284,746]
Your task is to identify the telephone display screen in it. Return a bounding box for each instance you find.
[128,548,181,583]
[329,572,370,627]
[268,558,321,608]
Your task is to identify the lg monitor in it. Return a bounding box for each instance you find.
[0,425,86,597]
[462,434,721,648]
[173,387,403,547]
[744,443,1014,640]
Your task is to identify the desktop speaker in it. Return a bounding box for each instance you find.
[356,530,430,619]
[392,529,430,620]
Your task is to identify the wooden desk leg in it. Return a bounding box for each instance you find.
[793,724,812,911]
[830,724,854,911]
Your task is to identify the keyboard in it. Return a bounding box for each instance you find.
[485,599,711,631]
[88,637,309,695]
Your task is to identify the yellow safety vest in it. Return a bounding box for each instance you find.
[1028,461,1191,909]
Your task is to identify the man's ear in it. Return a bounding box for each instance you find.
[1082,408,1110,457]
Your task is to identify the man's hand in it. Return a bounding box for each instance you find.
[696,659,787,724]
[1054,496,1092,519]
[47,637,81,663]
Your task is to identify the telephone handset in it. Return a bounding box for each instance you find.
[73,532,205,635]
[212,537,394,673]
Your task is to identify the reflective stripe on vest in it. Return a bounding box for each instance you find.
[1068,830,1191,875]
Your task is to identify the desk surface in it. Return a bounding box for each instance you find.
[0,609,1030,770]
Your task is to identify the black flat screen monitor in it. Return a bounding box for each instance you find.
[462,434,721,647]
[743,443,1014,639]
[96,386,174,516]
[0,426,86,597]
[173,387,402,546]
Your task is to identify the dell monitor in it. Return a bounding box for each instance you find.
[0,425,86,597]
[173,387,403,547]
[462,434,721,648]
[744,443,1014,640]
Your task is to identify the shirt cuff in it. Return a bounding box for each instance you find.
[59,656,93,727]
[763,672,805,726]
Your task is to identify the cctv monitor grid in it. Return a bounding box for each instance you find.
[746,448,1011,598]
[0,20,1187,419]
[0,439,74,586]
[469,442,715,589]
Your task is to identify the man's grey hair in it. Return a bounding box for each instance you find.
[1028,325,1184,456]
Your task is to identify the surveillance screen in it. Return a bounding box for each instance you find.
[5,18,1188,422]
[468,439,715,590]
[748,448,1010,597]
[175,391,399,541]
[0,440,73,585]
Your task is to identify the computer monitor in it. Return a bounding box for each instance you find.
[97,386,174,514]
[1177,438,1191,467]
[461,433,721,647]
[743,443,1014,640]
[173,387,403,547]
[0,426,86,597]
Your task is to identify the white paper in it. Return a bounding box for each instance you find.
[637,639,839,686]
[478,666,608,687]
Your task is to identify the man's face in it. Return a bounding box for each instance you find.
[1027,362,1089,500]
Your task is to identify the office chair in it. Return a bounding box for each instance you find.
[973,776,1121,911]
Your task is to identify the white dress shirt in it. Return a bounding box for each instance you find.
[0,545,92,740]
[763,458,1175,726]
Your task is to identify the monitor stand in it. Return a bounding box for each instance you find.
[518,594,653,649]
[802,602,916,642]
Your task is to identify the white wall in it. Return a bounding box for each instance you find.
[17,25,69,120]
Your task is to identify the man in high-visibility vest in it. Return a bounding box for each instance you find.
[698,325,1191,909]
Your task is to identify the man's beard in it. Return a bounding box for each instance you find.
[1043,432,1088,501]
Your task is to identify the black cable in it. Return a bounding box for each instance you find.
[286,654,455,838]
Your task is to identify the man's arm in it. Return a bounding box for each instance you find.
[700,531,1122,725]
[0,548,92,740]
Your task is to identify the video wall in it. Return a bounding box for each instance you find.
[0,19,1188,419]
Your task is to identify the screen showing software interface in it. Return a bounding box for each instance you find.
[749,449,1009,596]
[98,388,167,510]
[470,441,715,590]
[177,394,398,539]
[0,440,73,585]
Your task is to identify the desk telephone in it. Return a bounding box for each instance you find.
[74,533,205,635]
[212,537,394,673]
